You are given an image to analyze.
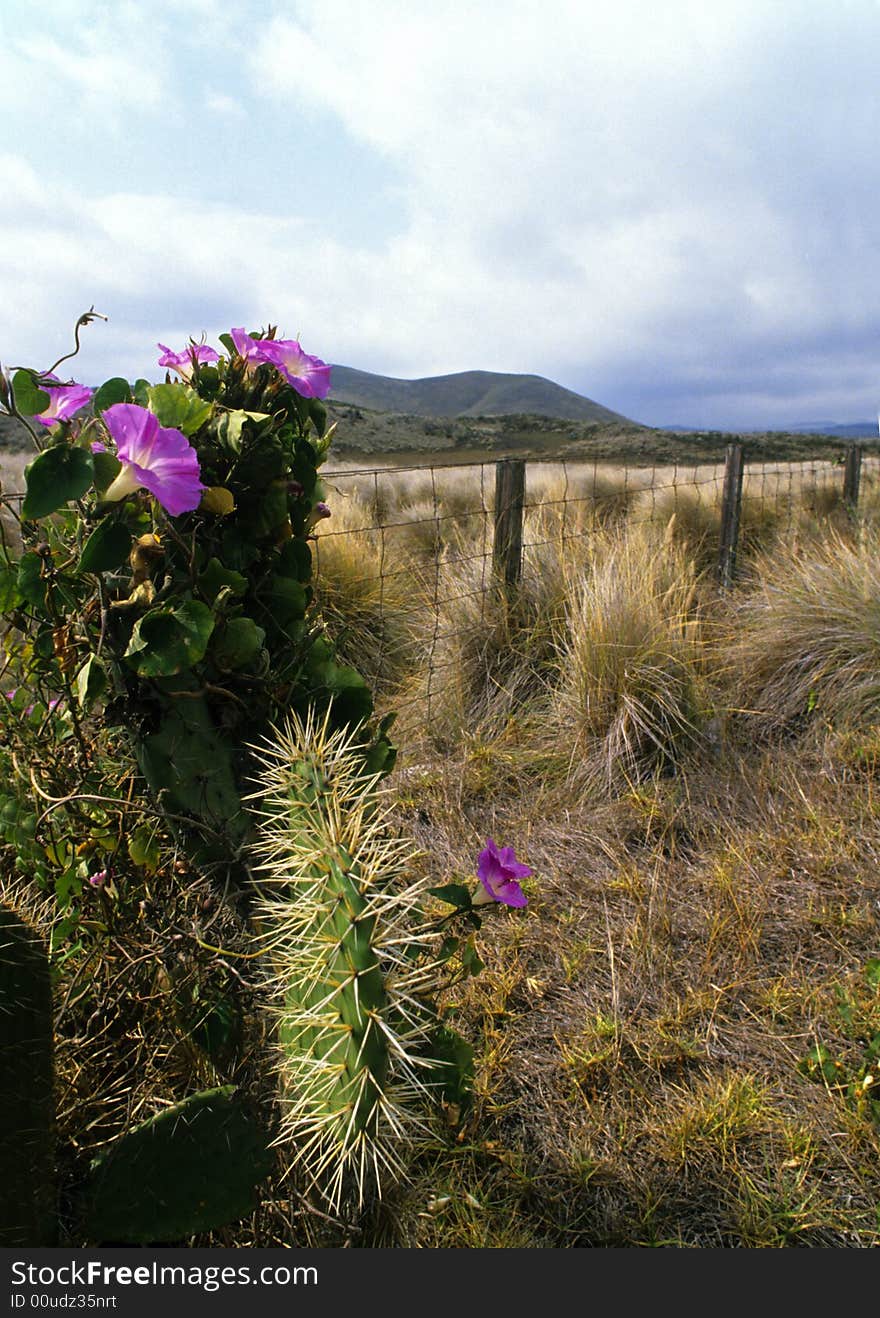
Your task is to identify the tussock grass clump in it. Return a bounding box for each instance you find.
[527,464,638,534]
[396,531,578,749]
[548,524,709,789]
[725,527,880,731]
[311,525,421,696]
[634,480,722,570]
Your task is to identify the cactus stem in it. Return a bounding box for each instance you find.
[245,708,453,1209]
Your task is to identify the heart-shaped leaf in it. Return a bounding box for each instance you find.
[22,445,94,520]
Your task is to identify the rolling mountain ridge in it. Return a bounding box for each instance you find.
[328,365,631,424]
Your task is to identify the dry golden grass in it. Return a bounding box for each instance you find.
[546,522,709,790]
[6,445,880,1247]
[306,453,880,1245]
[723,526,880,730]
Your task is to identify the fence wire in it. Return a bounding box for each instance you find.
[311,447,880,735]
[2,444,875,738]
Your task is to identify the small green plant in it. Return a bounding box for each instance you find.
[798,959,880,1127]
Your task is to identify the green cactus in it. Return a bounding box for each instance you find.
[0,901,56,1245]
[134,678,249,871]
[0,902,270,1245]
[80,1085,273,1244]
[247,708,453,1210]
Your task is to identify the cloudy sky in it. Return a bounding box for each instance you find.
[1,0,878,428]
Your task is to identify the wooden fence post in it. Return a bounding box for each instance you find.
[718,443,744,589]
[493,459,525,591]
[843,444,862,513]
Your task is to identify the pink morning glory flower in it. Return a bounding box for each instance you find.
[476,838,533,908]
[257,338,331,398]
[229,327,269,374]
[157,342,220,382]
[228,328,331,398]
[100,403,203,516]
[33,373,94,427]
[88,869,108,888]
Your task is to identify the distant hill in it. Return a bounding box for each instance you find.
[779,421,878,439]
[329,366,631,424]
[2,393,874,470]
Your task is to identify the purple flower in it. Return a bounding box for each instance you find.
[257,338,331,399]
[33,373,94,427]
[89,869,107,888]
[157,341,220,382]
[228,328,331,398]
[100,403,203,516]
[476,838,532,908]
[229,327,268,374]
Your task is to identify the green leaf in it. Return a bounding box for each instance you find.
[429,883,474,911]
[276,538,311,582]
[128,822,161,874]
[22,445,94,519]
[310,657,373,726]
[461,939,485,978]
[133,378,151,406]
[146,383,212,436]
[217,409,270,453]
[16,553,46,608]
[863,958,880,988]
[77,517,131,574]
[0,562,22,610]
[212,617,265,671]
[93,378,132,414]
[124,600,215,677]
[266,575,307,626]
[195,366,220,397]
[218,332,235,355]
[92,449,122,493]
[198,557,247,604]
[424,1024,475,1111]
[75,655,107,709]
[308,398,327,437]
[252,481,289,537]
[12,369,50,418]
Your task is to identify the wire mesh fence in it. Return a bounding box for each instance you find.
[314,445,880,733]
[1,441,876,737]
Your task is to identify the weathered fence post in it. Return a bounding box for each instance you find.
[493,459,525,591]
[718,443,744,589]
[843,443,862,514]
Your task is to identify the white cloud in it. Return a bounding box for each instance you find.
[242,0,880,422]
[204,91,245,117]
[2,1,880,424]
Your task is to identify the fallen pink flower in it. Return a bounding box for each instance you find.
[475,838,532,908]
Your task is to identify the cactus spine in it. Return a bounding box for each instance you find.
[248,709,446,1210]
[0,900,56,1245]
